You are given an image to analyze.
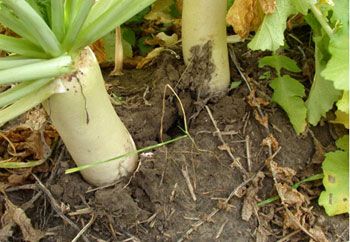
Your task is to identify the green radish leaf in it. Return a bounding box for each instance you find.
[306,34,341,125]
[319,150,349,216]
[336,135,349,151]
[126,6,150,24]
[258,55,301,76]
[321,33,349,91]
[336,91,349,114]
[248,0,312,51]
[137,36,153,56]
[270,75,307,134]
[121,27,136,46]
[330,0,349,30]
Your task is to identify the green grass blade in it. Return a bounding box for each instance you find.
[0,78,52,108]
[0,56,43,70]
[257,173,324,207]
[0,35,49,58]
[2,0,62,57]
[65,134,188,174]
[0,159,46,169]
[0,7,38,44]
[0,82,57,126]
[72,0,156,51]
[50,0,65,41]
[0,55,72,85]
[62,0,94,50]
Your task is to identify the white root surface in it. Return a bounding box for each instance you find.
[43,48,137,186]
[182,0,230,95]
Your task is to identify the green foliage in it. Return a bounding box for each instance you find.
[319,135,349,216]
[248,0,312,51]
[258,55,301,75]
[254,1,348,130]
[259,55,307,134]
[321,34,349,90]
[270,75,307,134]
[305,18,341,125]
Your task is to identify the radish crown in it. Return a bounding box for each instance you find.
[0,0,155,125]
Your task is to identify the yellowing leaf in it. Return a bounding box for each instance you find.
[336,135,349,151]
[332,110,349,128]
[319,150,349,215]
[270,75,307,134]
[336,91,349,114]
[226,0,265,38]
[145,0,179,24]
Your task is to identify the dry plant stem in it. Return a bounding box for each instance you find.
[205,105,246,173]
[72,214,95,242]
[181,166,197,201]
[245,135,252,172]
[43,47,137,186]
[32,174,90,242]
[110,27,124,76]
[182,0,230,94]
[276,230,301,242]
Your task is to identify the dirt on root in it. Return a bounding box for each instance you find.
[1,39,349,242]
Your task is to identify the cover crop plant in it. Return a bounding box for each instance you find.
[0,0,155,186]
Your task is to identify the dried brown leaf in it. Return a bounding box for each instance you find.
[309,226,330,242]
[276,183,306,207]
[1,197,45,242]
[226,0,265,38]
[241,171,265,221]
[268,160,296,184]
[247,89,270,108]
[261,134,279,152]
[136,47,164,69]
[254,110,269,128]
[90,39,107,64]
[258,0,276,14]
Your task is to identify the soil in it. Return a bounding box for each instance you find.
[1,38,349,241]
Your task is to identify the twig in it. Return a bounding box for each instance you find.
[276,230,301,242]
[181,166,197,201]
[72,214,95,242]
[32,174,90,242]
[245,135,252,172]
[215,219,229,239]
[205,105,246,174]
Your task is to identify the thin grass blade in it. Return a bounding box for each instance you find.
[0,159,46,169]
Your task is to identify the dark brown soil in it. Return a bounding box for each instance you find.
[1,43,348,242]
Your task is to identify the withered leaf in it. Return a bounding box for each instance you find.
[226,0,265,38]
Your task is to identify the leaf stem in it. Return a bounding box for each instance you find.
[310,4,333,38]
